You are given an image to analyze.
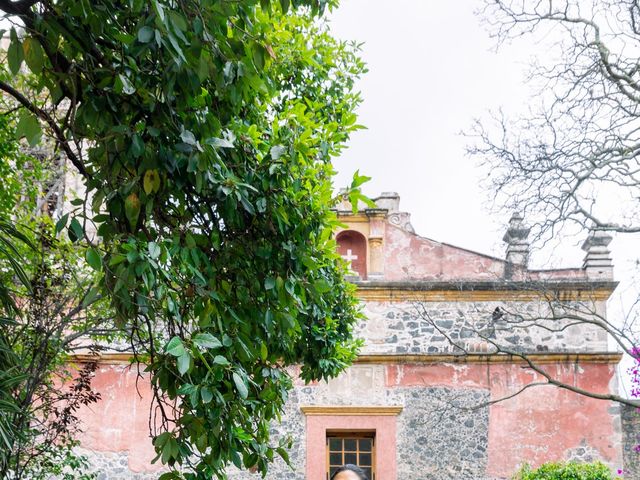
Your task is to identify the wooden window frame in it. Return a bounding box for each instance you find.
[326,430,376,480]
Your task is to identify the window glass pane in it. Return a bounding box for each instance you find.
[326,432,375,480]
[344,452,357,464]
[344,438,357,451]
[329,438,342,451]
[359,438,372,452]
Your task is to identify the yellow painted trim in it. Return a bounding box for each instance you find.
[300,405,403,416]
[72,353,137,365]
[355,287,614,302]
[354,353,623,365]
[71,352,622,366]
[335,214,370,223]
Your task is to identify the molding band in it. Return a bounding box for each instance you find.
[300,406,403,416]
[71,352,622,366]
[354,352,623,365]
[355,287,615,302]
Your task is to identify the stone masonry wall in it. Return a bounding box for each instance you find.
[622,404,640,478]
[358,300,608,355]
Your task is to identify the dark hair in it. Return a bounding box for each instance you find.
[330,464,369,480]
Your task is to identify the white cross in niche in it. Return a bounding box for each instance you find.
[341,249,358,270]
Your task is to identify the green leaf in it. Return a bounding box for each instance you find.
[213,355,229,366]
[85,247,102,271]
[130,134,145,157]
[143,169,161,194]
[15,112,41,147]
[166,336,186,357]
[22,37,45,74]
[124,193,140,230]
[252,42,266,70]
[264,277,275,290]
[55,213,69,234]
[138,26,154,43]
[193,333,222,349]
[148,241,161,260]
[279,0,290,13]
[81,287,100,308]
[205,137,234,149]
[116,74,136,95]
[68,217,84,242]
[177,352,191,375]
[7,28,23,75]
[232,372,248,399]
[350,169,372,189]
[180,130,197,146]
[260,342,268,361]
[200,387,213,404]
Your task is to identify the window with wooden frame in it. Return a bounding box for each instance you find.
[326,431,375,480]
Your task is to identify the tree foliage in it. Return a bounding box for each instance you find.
[0,0,366,477]
[513,461,620,480]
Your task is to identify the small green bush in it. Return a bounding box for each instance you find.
[513,461,621,480]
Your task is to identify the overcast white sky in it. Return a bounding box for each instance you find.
[329,0,536,260]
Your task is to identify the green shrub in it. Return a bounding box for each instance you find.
[513,461,621,480]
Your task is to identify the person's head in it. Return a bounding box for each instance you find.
[330,464,369,480]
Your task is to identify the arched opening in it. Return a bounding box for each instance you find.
[337,230,367,279]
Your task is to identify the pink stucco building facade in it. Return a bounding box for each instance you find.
[75,192,631,479]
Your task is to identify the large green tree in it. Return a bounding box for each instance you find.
[0,0,366,478]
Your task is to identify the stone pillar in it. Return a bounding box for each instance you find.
[366,209,387,280]
[581,229,614,280]
[503,213,531,270]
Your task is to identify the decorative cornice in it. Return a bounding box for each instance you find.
[355,352,623,365]
[71,352,622,366]
[354,281,617,302]
[300,405,403,416]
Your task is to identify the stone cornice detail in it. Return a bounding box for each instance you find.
[354,281,617,302]
[355,352,623,365]
[71,352,622,366]
[300,405,403,416]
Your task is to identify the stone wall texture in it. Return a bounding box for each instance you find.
[358,301,608,356]
[622,404,640,478]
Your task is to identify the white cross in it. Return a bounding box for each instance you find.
[341,249,358,270]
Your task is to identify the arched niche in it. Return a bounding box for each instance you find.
[336,230,367,279]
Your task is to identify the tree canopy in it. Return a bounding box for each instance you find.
[0,0,367,478]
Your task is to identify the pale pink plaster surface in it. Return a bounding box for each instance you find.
[380,223,588,282]
[382,224,506,281]
[75,364,162,473]
[305,415,397,480]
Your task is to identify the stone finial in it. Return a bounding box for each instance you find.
[373,192,400,212]
[502,213,531,267]
[581,229,614,279]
